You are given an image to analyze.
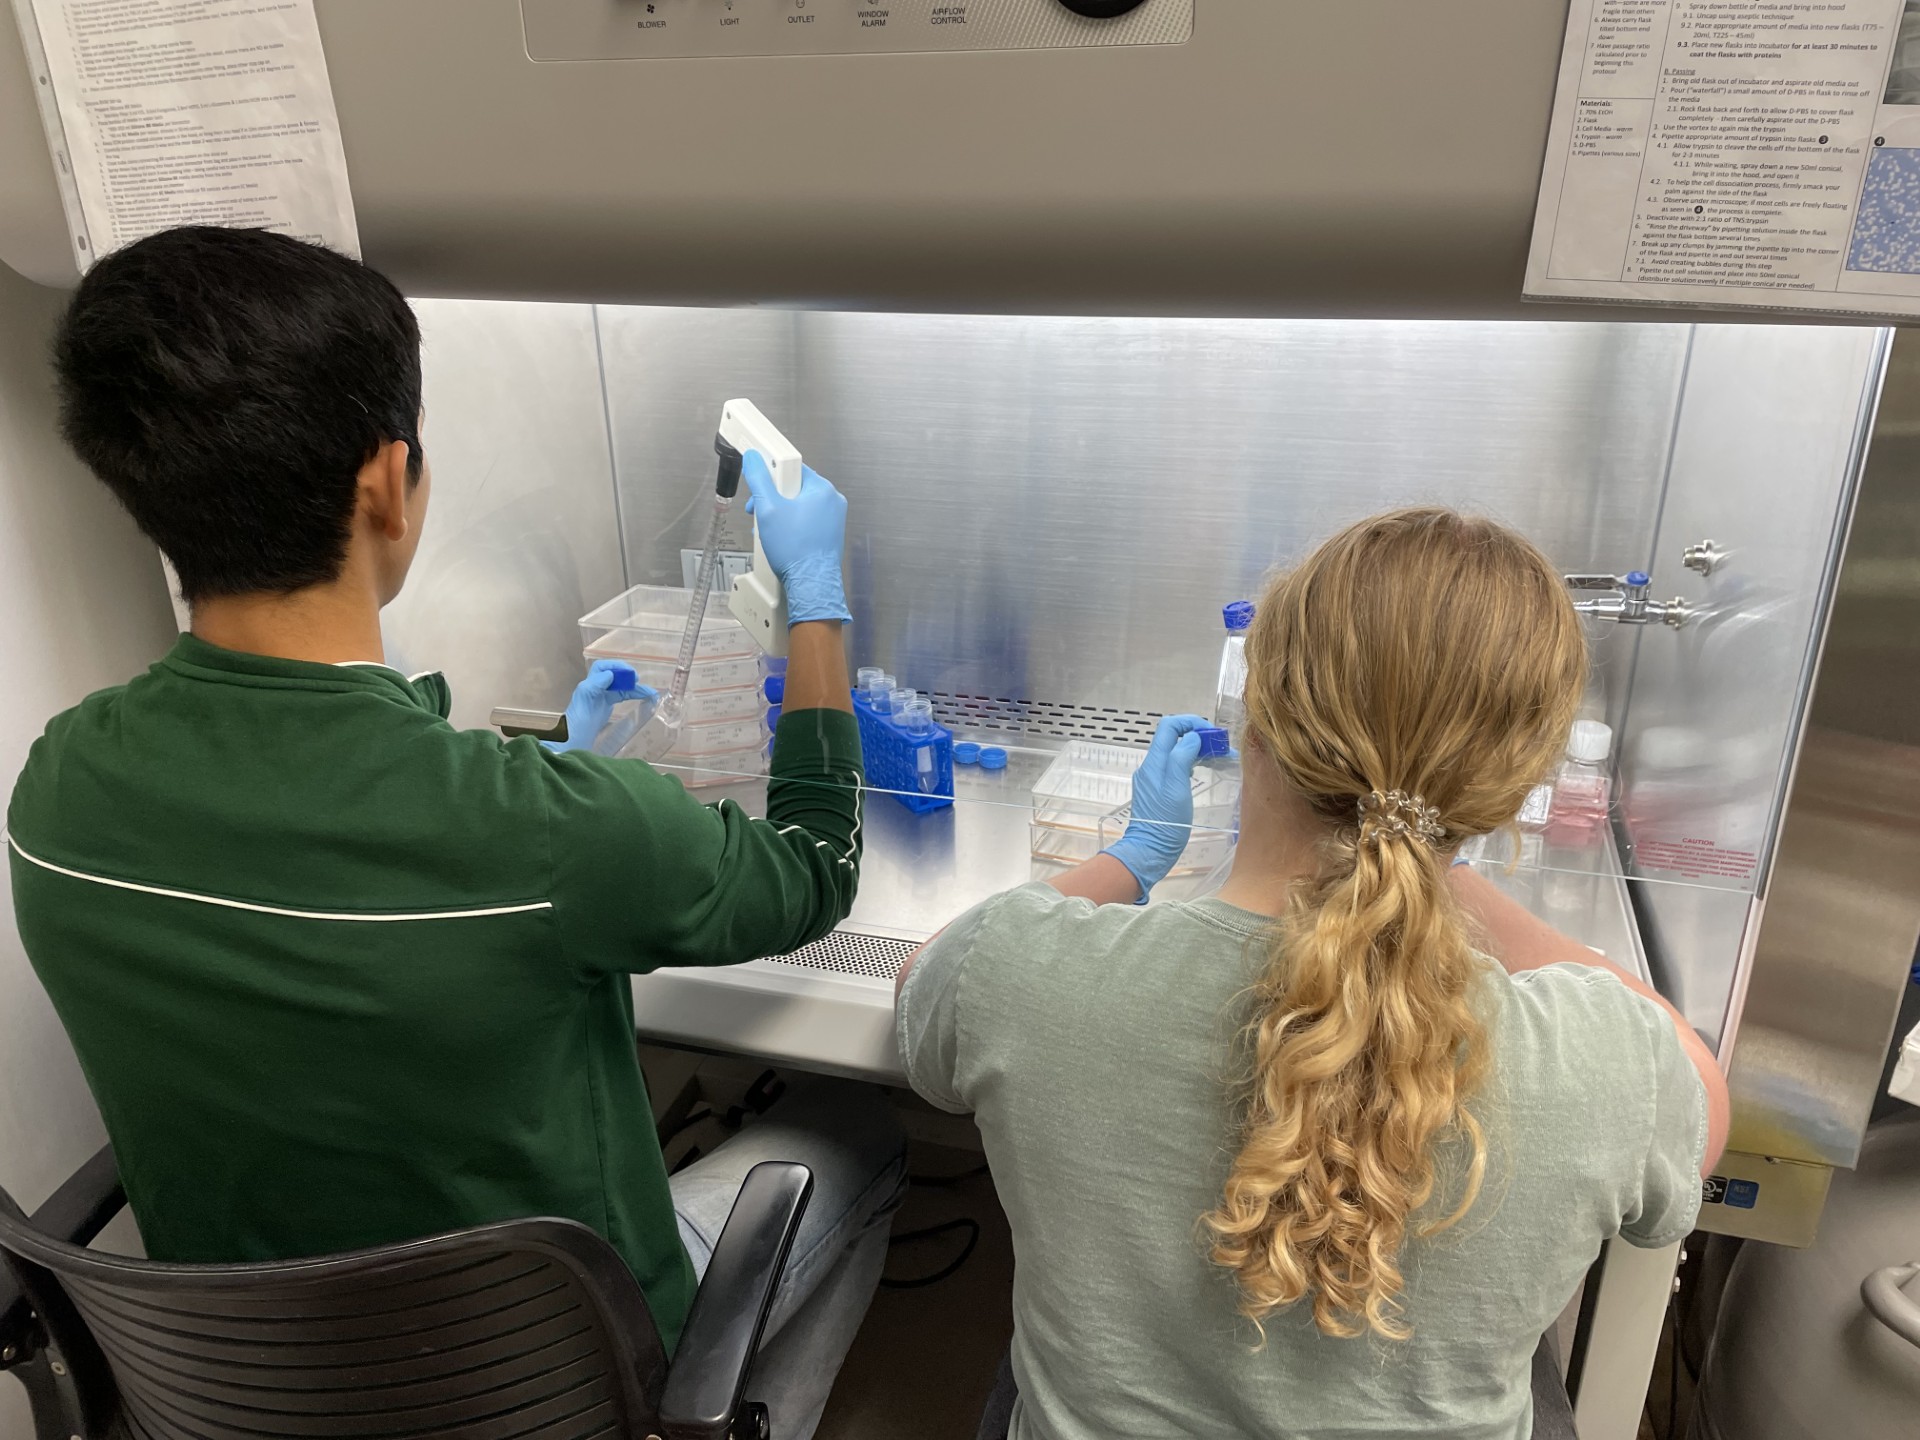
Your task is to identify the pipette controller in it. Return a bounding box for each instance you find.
[721,398,805,659]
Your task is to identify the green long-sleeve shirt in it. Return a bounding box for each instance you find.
[6,634,863,1349]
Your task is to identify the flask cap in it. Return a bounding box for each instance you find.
[1567,720,1613,763]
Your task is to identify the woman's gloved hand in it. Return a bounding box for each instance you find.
[742,449,852,626]
[1103,713,1212,902]
[543,660,656,754]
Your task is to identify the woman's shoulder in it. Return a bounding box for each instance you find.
[935,881,1186,961]
[1492,960,1652,1046]
[913,884,1253,1001]
[1483,961,1682,1120]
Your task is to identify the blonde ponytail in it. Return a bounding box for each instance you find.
[1202,509,1585,1340]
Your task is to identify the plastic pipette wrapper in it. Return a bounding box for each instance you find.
[615,435,743,762]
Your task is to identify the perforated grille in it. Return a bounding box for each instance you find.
[771,931,920,981]
[929,693,1163,747]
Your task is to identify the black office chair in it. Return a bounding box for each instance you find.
[0,1145,811,1440]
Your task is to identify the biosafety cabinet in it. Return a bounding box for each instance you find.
[375,306,1920,1261]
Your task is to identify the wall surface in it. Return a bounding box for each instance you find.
[0,265,173,1435]
[380,300,626,731]
[6,0,1868,324]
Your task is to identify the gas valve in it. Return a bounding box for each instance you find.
[1563,571,1689,628]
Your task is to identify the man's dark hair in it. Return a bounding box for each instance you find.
[53,226,423,602]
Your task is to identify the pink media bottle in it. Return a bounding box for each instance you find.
[1546,720,1614,844]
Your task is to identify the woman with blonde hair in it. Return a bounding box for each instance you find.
[896,508,1728,1440]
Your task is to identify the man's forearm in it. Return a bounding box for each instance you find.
[781,621,852,715]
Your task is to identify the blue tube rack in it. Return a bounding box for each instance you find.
[852,690,954,813]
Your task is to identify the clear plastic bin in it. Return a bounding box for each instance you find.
[581,651,767,693]
[1030,819,1107,865]
[579,584,759,663]
[1030,738,1238,875]
[1030,740,1139,865]
[1098,802,1236,876]
[660,747,769,789]
[670,715,771,756]
[1029,741,1141,836]
[671,687,767,725]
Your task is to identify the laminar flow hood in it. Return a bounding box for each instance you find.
[0,0,1787,319]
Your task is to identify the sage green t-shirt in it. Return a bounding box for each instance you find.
[897,884,1707,1440]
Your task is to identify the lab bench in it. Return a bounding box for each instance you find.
[628,743,1651,1085]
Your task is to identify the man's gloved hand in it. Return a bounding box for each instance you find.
[742,449,852,626]
[543,660,656,754]
[1103,713,1212,902]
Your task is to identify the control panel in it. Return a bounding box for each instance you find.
[521,0,1191,61]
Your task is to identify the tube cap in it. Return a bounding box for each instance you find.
[953,742,982,765]
[978,746,1008,770]
[1196,726,1232,759]
[1567,719,1614,763]
[1223,601,1255,632]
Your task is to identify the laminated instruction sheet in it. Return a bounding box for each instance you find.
[10,0,358,271]
[1527,0,1920,317]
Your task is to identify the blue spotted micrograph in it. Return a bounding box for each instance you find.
[1848,146,1920,274]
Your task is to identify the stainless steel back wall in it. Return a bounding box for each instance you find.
[598,311,1692,721]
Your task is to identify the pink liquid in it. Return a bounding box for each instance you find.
[1545,771,1611,845]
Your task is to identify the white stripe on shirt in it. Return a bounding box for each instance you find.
[4,835,553,923]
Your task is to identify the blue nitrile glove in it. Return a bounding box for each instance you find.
[1103,713,1213,902]
[742,449,852,626]
[543,660,656,754]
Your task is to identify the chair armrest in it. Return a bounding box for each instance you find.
[0,1144,123,1361]
[658,1161,812,1440]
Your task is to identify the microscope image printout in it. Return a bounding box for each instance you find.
[11,0,359,271]
[1527,0,1920,318]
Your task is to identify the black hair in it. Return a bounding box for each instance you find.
[52,226,423,602]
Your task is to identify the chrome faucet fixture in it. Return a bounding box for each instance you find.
[1565,571,1689,628]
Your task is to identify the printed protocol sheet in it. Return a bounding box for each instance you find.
[1529,0,1920,317]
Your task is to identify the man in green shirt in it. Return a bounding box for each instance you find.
[7,225,903,1438]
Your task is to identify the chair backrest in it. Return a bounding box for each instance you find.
[0,1188,670,1440]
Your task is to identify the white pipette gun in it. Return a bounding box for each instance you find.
[720,398,804,659]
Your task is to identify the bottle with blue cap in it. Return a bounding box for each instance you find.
[1215,601,1255,733]
[1195,725,1234,767]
